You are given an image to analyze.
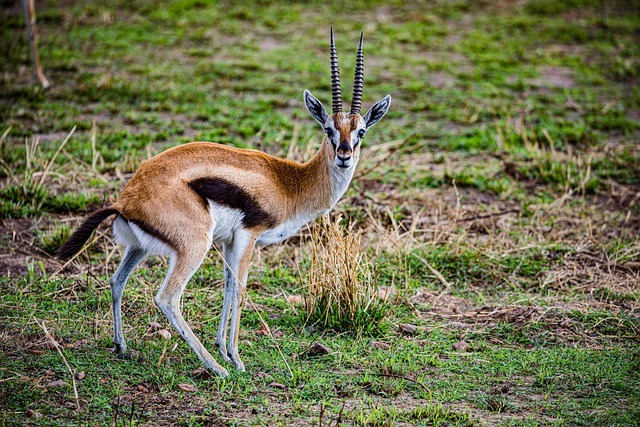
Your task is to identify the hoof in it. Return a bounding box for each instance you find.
[215,340,232,362]
[113,343,128,356]
[206,364,229,378]
[229,354,245,372]
[115,351,131,360]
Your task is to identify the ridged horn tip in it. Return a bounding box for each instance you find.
[330,27,342,114]
[350,32,364,115]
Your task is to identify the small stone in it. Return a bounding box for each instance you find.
[272,330,284,338]
[452,340,469,352]
[156,329,171,340]
[148,322,162,332]
[286,295,304,305]
[398,323,417,335]
[177,383,196,392]
[48,380,67,388]
[377,286,396,300]
[136,384,149,392]
[371,341,390,349]
[192,367,212,379]
[256,372,274,381]
[112,395,133,406]
[269,381,286,390]
[76,371,85,380]
[255,325,270,336]
[26,409,42,419]
[306,342,331,356]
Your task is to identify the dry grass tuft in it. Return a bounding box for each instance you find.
[303,215,389,335]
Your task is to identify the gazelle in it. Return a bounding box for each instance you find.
[58,29,391,377]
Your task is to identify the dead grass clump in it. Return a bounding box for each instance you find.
[303,216,389,336]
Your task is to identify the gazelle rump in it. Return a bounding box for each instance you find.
[58,29,391,378]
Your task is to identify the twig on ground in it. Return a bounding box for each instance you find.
[37,319,81,411]
[455,208,520,223]
[37,125,76,186]
[334,399,346,426]
[411,253,452,291]
[373,372,431,394]
[318,402,325,427]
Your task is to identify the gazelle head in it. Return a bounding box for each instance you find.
[304,29,391,170]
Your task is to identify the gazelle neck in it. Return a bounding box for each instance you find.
[290,140,356,217]
[257,142,356,247]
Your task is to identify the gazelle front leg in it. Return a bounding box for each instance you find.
[214,243,233,362]
[225,230,257,372]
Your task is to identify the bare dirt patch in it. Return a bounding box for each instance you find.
[259,36,287,52]
[528,66,575,89]
[428,71,457,88]
[0,217,63,277]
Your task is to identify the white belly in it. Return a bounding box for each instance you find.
[207,201,322,247]
[208,202,245,243]
[257,213,320,246]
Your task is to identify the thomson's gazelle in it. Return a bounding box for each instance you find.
[59,29,391,377]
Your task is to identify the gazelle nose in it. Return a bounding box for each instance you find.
[338,139,351,152]
[337,154,351,162]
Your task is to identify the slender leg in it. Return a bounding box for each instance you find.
[22,0,50,89]
[154,246,229,378]
[109,247,147,355]
[226,231,257,372]
[214,242,233,362]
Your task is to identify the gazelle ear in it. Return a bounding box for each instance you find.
[363,95,391,129]
[304,90,328,126]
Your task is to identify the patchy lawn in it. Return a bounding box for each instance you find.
[1,0,639,426]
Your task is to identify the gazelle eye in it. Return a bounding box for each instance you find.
[325,129,333,138]
[358,129,365,138]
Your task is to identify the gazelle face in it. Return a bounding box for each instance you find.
[324,112,366,170]
[304,90,391,171]
[303,29,391,172]
[304,90,391,166]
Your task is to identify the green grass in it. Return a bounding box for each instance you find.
[1,0,639,425]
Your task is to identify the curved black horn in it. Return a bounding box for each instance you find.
[351,32,364,115]
[330,27,342,114]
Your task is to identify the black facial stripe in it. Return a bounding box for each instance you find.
[188,177,276,229]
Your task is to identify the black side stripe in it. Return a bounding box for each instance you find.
[188,177,276,229]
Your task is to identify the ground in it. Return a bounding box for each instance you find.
[0,0,639,426]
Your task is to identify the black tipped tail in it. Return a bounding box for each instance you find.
[58,207,119,260]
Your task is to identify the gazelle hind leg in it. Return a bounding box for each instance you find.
[154,246,229,378]
[109,246,147,355]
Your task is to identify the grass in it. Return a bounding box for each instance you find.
[303,216,390,336]
[1,0,639,426]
